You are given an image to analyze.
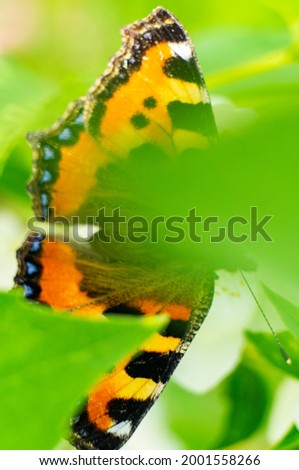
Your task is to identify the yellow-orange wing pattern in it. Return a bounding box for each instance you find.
[27,7,217,221]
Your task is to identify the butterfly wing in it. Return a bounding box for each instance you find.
[27,7,217,222]
[18,6,218,449]
[72,299,214,450]
[15,232,214,449]
[85,7,217,155]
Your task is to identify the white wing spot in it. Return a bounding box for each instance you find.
[201,86,210,104]
[107,420,133,438]
[168,42,193,61]
[155,382,164,397]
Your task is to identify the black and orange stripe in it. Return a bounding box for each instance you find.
[72,293,213,450]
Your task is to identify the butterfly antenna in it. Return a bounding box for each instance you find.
[240,271,292,365]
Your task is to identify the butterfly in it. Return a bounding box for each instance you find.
[15,7,218,449]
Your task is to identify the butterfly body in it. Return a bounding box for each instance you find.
[15,6,217,449]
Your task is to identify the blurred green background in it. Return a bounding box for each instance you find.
[1,0,299,450]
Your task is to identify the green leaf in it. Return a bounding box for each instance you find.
[217,364,268,448]
[212,66,299,117]
[0,58,55,169]
[164,381,228,449]
[273,425,299,450]
[247,331,299,379]
[262,285,299,340]
[0,146,32,213]
[198,27,291,76]
[165,364,268,450]
[0,291,165,450]
[264,0,299,29]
